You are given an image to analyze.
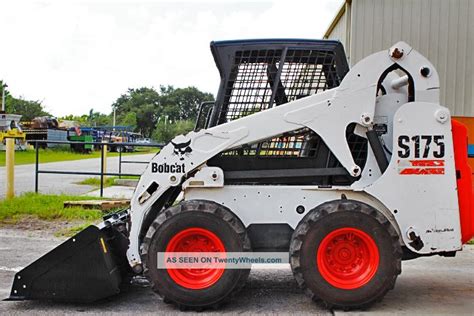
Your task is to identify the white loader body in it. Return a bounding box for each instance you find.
[127,41,461,268]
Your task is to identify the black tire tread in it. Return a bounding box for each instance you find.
[289,199,402,310]
[140,199,251,310]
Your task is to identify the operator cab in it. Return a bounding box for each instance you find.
[195,39,367,186]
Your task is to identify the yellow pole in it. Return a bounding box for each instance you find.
[6,138,15,199]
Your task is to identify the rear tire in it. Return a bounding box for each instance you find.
[141,200,251,310]
[290,199,402,309]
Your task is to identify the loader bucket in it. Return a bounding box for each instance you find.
[6,225,129,303]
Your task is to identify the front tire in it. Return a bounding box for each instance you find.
[290,200,402,309]
[141,200,251,310]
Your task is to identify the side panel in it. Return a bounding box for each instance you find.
[184,186,398,234]
[366,102,462,253]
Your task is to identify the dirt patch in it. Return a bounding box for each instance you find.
[0,215,90,237]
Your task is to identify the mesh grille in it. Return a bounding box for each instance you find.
[279,50,337,103]
[224,129,308,157]
[219,48,341,124]
[224,126,367,166]
[223,50,281,122]
[218,48,343,159]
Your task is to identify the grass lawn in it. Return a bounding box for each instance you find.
[0,193,108,236]
[0,147,158,167]
[0,192,104,222]
[77,175,140,187]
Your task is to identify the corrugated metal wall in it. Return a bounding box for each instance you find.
[326,0,474,117]
[328,9,348,50]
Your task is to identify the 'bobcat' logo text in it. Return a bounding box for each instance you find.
[151,162,185,174]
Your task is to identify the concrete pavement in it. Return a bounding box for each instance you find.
[0,229,328,315]
[335,250,474,315]
[0,228,472,315]
[87,185,136,199]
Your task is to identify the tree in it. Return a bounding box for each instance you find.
[0,80,51,121]
[60,111,111,127]
[110,85,214,139]
[60,114,91,125]
[153,119,195,143]
[61,114,84,123]
[7,97,50,121]
[136,104,158,137]
[120,112,137,128]
[112,87,161,118]
[158,86,214,121]
[86,109,111,126]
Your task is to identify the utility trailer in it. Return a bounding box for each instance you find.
[22,117,68,149]
[7,39,474,310]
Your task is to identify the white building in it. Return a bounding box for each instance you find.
[324,0,474,117]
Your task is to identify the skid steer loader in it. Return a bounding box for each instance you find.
[7,39,474,310]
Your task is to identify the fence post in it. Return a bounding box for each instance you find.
[100,144,104,197]
[5,138,15,199]
[35,143,39,193]
[103,142,107,184]
[118,146,122,179]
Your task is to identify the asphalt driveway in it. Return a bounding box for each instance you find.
[0,228,472,315]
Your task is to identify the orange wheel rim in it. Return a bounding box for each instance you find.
[317,227,379,289]
[165,228,225,289]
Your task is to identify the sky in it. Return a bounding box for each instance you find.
[0,0,343,117]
